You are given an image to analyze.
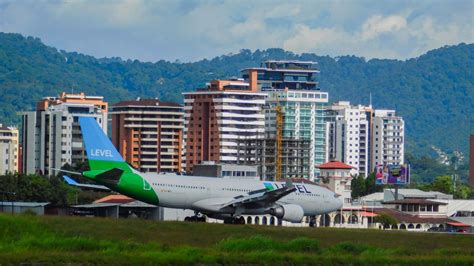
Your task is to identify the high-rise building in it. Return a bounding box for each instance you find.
[264,90,328,181]
[325,101,370,176]
[110,99,184,173]
[469,134,474,187]
[241,61,328,181]
[183,78,266,173]
[21,92,108,175]
[0,124,19,174]
[325,102,404,177]
[371,109,405,170]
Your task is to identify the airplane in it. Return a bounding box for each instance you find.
[62,116,342,224]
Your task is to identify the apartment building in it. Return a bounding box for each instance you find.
[110,99,184,173]
[325,101,370,176]
[183,77,266,173]
[325,103,404,177]
[0,125,19,174]
[371,109,405,170]
[21,92,108,175]
[241,61,327,181]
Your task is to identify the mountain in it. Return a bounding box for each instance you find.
[0,32,473,157]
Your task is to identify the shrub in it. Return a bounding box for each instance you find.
[332,241,369,255]
[21,209,37,216]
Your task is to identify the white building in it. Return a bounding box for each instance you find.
[21,92,108,175]
[0,125,19,174]
[325,101,370,176]
[372,110,405,170]
[325,102,405,177]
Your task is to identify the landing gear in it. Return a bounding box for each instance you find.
[223,216,245,225]
[184,213,206,222]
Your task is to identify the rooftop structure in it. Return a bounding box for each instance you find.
[318,161,354,170]
[241,60,319,91]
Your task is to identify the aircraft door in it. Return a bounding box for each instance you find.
[205,182,212,197]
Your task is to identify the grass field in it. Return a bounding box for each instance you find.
[0,213,473,265]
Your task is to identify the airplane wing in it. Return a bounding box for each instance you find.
[222,180,296,209]
[63,175,110,191]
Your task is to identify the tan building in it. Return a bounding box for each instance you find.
[0,125,19,174]
[183,74,266,173]
[110,99,184,173]
[21,92,108,175]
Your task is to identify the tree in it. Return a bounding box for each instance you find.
[374,213,398,229]
[351,175,366,199]
[453,184,473,199]
[365,172,378,195]
[431,175,453,194]
[0,32,473,159]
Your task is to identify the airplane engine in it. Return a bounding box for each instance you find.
[267,204,304,223]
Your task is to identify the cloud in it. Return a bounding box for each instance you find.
[361,15,407,41]
[283,25,349,54]
[0,0,472,61]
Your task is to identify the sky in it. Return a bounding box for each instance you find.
[0,0,473,62]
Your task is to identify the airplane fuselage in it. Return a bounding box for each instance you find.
[139,172,341,216]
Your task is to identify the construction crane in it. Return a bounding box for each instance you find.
[275,97,283,181]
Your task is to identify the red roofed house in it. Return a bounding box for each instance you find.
[318,161,354,206]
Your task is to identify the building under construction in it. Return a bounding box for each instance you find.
[237,137,311,181]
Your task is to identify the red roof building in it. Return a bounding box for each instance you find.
[318,161,353,207]
[318,161,354,169]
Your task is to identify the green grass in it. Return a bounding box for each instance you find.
[0,214,473,265]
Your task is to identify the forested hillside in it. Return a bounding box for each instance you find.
[0,32,472,157]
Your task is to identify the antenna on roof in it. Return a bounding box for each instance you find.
[369,92,372,108]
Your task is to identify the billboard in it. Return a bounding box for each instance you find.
[375,164,410,185]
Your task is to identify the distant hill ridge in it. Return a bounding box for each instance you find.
[0,32,472,156]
